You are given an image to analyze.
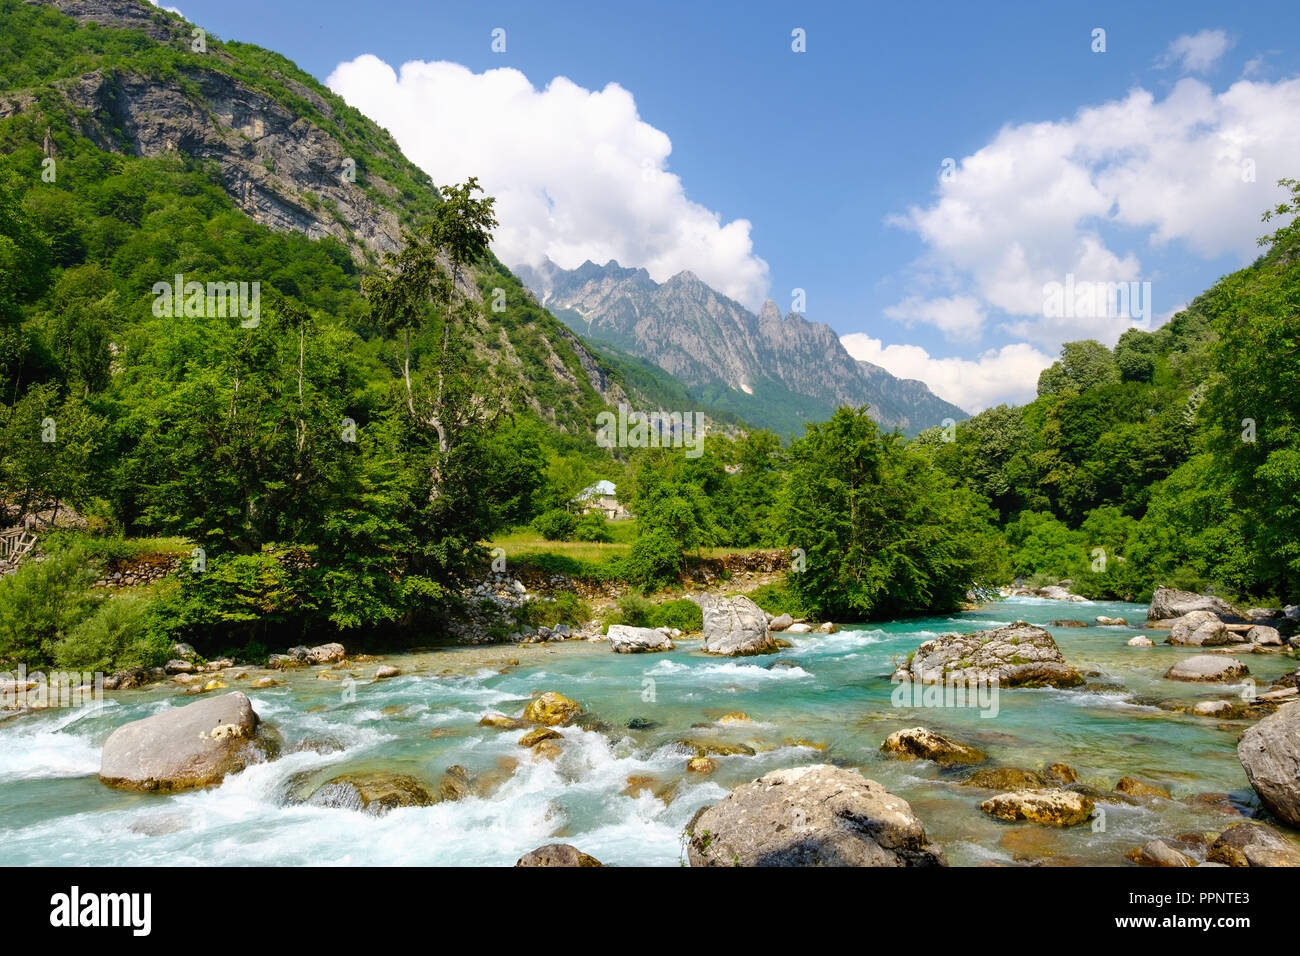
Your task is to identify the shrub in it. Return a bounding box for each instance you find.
[0,539,100,667]
[518,589,592,629]
[165,551,319,648]
[531,508,577,542]
[650,598,703,631]
[572,511,613,543]
[607,591,656,628]
[52,593,169,672]
[620,526,684,591]
[604,592,702,631]
[746,579,812,619]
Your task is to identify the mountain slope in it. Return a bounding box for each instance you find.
[516,257,967,435]
[0,0,678,436]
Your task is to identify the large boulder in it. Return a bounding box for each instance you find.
[605,624,674,654]
[684,764,946,867]
[1166,611,1233,646]
[1036,585,1085,602]
[1126,840,1197,867]
[437,765,473,802]
[1148,587,1240,622]
[515,844,604,867]
[305,642,346,663]
[99,692,275,792]
[690,593,777,656]
[881,727,985,765]
[964,767,1049,790]
[1207,822,1300,867]
[1237,700,1300,827]
[307,772,434,815]
[1115,777,1171,799]
[907,623,1084,688]
[1164,655,1250,683]
[1247,625,1284,647]
[522,691,582,726]
[979,789,1095,827]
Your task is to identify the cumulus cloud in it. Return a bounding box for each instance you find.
[889,74,1300,352]
[841,334,1052,414]
[883,295,985,342]
[326,55,770,307]
[1158,30,1231,74]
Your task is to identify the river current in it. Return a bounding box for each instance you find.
[2,596,1295,866]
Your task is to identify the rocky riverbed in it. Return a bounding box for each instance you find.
[1,591,1297,866]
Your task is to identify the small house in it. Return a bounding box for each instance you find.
[573,480,631,520]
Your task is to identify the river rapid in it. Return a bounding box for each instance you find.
[2,596,1295,866]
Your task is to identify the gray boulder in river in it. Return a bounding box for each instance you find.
[1207,822,1300,867]
[1147,586,1241,622]
[99,692,277,792]
[907,622,1083,688]
[684,764,946,866]
[515,843,604,867]
[1164,655,1249,683]
[1238,700,1300,828]
[1166,610,1236,646]
[605,624,674,653]
[689,593,777,656]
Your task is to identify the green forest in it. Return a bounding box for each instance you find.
[1,0,1297,678]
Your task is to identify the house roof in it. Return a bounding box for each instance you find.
[575,479,617,501]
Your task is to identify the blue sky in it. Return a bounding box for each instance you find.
[166,0,1300,410]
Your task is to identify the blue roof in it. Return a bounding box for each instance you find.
[575,479,617,501]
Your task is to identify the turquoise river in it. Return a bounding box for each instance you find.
[2,596,1296,866]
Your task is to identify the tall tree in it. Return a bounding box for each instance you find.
[363,178,502,500]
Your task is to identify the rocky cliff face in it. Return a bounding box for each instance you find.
[6,0,415,263]
[29,66,404,258]
[5,0,635,426]
[518,258,968,434]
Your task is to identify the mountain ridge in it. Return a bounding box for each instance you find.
[515,256,968,435]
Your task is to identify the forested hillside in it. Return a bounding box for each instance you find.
[916,197,1299,604]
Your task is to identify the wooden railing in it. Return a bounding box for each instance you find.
[0,528,37,567]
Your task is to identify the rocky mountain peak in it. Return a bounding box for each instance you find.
[757,300,783,325]
[522,262,968,435]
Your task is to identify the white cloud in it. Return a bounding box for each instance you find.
[841,334,1052,414]
[1158,30,1231,74]
[326,55,770,308]
[883,295,985,342]
[148,0,183,16]
[889,74,1300,351]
